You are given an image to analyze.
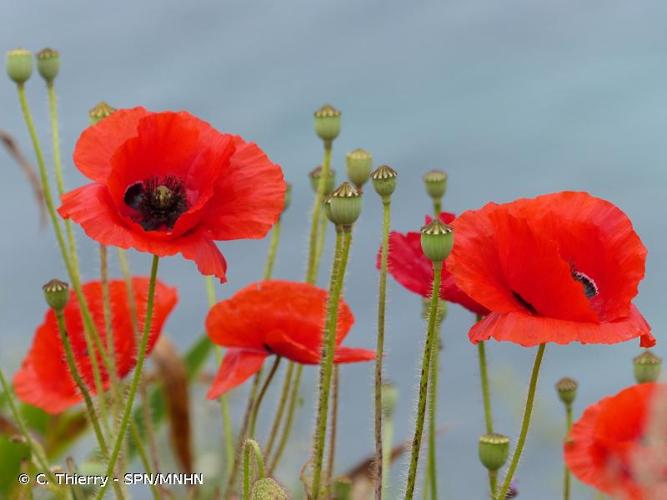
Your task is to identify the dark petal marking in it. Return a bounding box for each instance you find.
[124,182,144,210]
[512,291,538,315]
[571,270,598,299]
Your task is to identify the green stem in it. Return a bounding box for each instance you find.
[326,365,340,486]
[100,245,122,414]
[129,419,161,500]
[426,329,440,500]
[248,356,282,438]
[374,199,391,499]
[381,409,394,496]
[242,439,266,500]
[311,228,352,499]
[404,261,442,500]
[269,365,302,473]
[263,218,282,280]
[314,207,329,273]
[306,145,332,284]
[563,404,573,500]
[95,255,160,500]
[478,340,494,434]
[264,362,294,457]
[496,344,547,500]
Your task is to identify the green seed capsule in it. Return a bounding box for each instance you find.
[634,351,662,384]
[6,48,33,84]
[371,164,398,200]
[346,148,372,188]
[423,169,448,201]
[36,48,60,83]
[420,219,454,262]
[327,182,362,227]
[42,279,69,312]
[88,101,116,125]
[314,104,341,143]
[555,377,578,406]
[309,166,336,196]
[478,433,510,471]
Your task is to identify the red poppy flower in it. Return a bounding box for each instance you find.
[447,191,654,347]
[58,108,286,282]
[205,280,375,399]
[13,278,178,414]
[379,212,488,316]
[565,383,667,499]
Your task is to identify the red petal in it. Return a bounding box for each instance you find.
[73,107,149,183]
[206,349,267,399]
[201,138,286,240]
[333,346,376,363]
[469,305,651,347]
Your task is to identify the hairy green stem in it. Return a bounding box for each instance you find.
[326,365,340,486]
[563,404,573,500]
[496,344,547,500]
[478,338,496,495]
[264,362,294,457]
[306,145,332,284]
[95,255,160,500]
[263,219,282,280]
[374,199,391,499]
[269,365,302,473]
[129,419,161,500]
[382,408,394,496]
[426,329,440,500]
[242,439,266,500]
[100,246,122,415]
[404,261,442,500]
[311,228,352,499]
[248,356,282,438]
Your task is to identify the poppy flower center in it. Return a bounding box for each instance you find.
[571,269,598,299]
[124,176,188,231]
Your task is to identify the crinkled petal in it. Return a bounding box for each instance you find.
[206,349,267,399]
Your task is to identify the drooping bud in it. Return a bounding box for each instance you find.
[478,433,510,471]
[6,48,33,84]
[371,164,398,200]
[420,219,454,262]
[381,382,398,419]
[423,170,448,202]
[634,350,662,384]
[345,148,372,188]
[555,377,578,406]
[314,104,341,143]
[250,477,288,499]
[282,183,292,213]
[421,297,447,324]
[42,279,69,312]
[326,182,362,227]
[309,166,336,196]
[88,101,116,125]
[36,48,60,83]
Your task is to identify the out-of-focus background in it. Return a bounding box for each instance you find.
[1,1,666,498]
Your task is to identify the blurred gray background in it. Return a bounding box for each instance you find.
[2,1,666,498]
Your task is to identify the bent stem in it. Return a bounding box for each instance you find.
[496,343,547,500]
[242,439,266,500]
[311,228,352,499]
[95,255,160,500]
[248,356,282,438]
[563,403,573,500]
[404,261,442,500]
[374,199,391,499]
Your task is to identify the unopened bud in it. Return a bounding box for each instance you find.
[478,433,510,471]
[634,350,662,384]
[88,101,116,125]
[309,166,336,196]
[420,219,454,262]
[423,170,448,202]
[555,377,578,406]
[6,48,32,84]
[250,477,288,499]
[346,148,372,188]
[42,279,69,312]
[36,48,60,83]
[326,182,362,227]
[371,165,397,200]
[314,104,341,143]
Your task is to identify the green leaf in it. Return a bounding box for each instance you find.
[0,435,30,495]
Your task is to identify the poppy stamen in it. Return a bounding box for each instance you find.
[124,176,188,231]
[571,269,598,299]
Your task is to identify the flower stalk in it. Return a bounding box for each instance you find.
[243,439,266,500]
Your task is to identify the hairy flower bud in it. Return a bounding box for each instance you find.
[345,148,372,188]
[420,219,454,262]
[6,48,32,84]
[634,350,662,384]
[88,101,116,125]
[250,477,288,499]
[36,48,60,83]
[555,377,578,406]
[314,104,341,143]
[326,182,362,227]
[309,166,336,196]
[371,164,398,200]
[423,170,448,201]
[478,433,510,471]
[42,279,69,312]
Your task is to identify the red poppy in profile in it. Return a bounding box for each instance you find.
[565,383,667,499]
[58,108,286,282]
[205,280,375,399]
[447,191,653,347]
[379,212,488,316]
[14,278,178,414]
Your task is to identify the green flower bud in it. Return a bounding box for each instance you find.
[314,104,341,143]
[326,182,362,227]
[309,166,336,196]
[634,350,662,384]
[345,148,372,188]
[423,170,448,201]
[371,164,398,200]
[88,101,116,125]
[332,477,352,500]
[42,279,69,312]
[36,48,60,83]
[420,219,454,262]
[421,297,447,324]
[250,477,288,500]
[381,382,398,419]
[6,48,33,84]
[555,377,578,406]
[478,433,510,471]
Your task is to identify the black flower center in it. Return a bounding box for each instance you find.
[571,269,598,299]
[124,176,188,231]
